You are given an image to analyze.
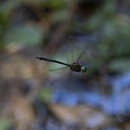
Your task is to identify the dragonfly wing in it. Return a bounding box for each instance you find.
[76,49,86,63]
[49,66,69,72]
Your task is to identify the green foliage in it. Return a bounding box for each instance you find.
[38,88,52,103]
[0,0,69,49]
[85,0,116,32]
[0,0,129,75]
[0,1,16,48]
[0,1,19,15]
[98,15,130,58]
[51,9,69,23]
[109,59,130,72]
[85,0,130,62]
[42,0,68,9]
[0,118,11,130]
[4,24,44,45]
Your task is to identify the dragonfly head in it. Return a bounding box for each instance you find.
[81,65,87,72]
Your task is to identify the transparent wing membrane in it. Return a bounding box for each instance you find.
[76,49,86,63]
[49,66,69,72]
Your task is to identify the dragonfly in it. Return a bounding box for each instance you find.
[36,52,87,73]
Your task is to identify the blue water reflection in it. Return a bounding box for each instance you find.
[51,72,130,116]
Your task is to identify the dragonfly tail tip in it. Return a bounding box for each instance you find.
[36,56,41,60]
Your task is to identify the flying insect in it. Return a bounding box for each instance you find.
[36,54,87,73]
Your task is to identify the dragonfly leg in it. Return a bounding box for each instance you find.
[76,49,86,63]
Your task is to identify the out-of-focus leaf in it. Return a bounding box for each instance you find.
[5,24,44,45]
[109,59,130,72]
[51,9,68,23]
[97,13,130,58]
[38,88,52,103]
[87,59,102,73]
[0,1,19,15]
[85,0,116,32]
[42,0,68,9]
[85,13,103,32]
[103,0,116,16]
[21,0,44,4]
[0,119,11,130]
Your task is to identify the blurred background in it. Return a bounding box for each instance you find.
[0,0,130,130]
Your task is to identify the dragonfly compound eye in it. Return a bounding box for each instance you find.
[81,66,87,72]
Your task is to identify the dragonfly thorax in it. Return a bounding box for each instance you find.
[70,63,87,72]
[70,63,81,72]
